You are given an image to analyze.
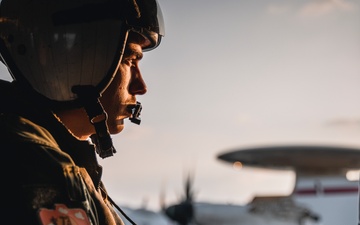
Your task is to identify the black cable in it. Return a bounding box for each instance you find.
[107,195,138,225]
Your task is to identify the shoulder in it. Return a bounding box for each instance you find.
[0,112,59,148]
[0,112,76,168]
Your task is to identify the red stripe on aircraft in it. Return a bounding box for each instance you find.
[294,187,358,195]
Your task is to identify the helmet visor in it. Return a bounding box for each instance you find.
[126,0,165,52]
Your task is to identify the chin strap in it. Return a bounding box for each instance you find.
[72,85,116,159]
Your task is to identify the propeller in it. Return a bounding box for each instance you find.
[162,172,197,225]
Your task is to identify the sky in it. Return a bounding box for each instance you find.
[1,0,360,212]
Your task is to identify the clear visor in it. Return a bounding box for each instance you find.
[126,0,165,52]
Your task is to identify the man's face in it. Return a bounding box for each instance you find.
[100,38,147,134]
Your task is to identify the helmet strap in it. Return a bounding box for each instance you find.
[72,85,116,158]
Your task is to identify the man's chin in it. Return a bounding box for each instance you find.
[109,119,125,134]
[116,119,124,126]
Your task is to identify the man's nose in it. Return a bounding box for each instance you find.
[129,68,147,95]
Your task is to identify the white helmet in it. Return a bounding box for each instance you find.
[0,0,164,103]
[0,0,165,158]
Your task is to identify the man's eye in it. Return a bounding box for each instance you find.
[123,58,136,67]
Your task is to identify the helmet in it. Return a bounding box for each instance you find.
[0,0,164,103]
[0,0,165,158]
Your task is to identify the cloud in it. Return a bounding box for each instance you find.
[324,117,360,129]
[266,0,357,18]
[299,0,356,18]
